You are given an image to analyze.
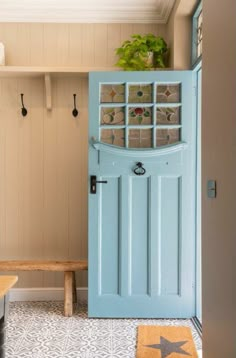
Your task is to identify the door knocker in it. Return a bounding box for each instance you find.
[133,162,146,176]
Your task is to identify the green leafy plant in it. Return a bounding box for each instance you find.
[115,34,168,71]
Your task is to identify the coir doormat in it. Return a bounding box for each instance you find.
[136,326,198,358]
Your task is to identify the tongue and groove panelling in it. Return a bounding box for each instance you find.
[0,23,167,289]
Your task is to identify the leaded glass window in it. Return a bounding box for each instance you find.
[99,81,182,148]
[197,10,203,58]
[192,1,203,66]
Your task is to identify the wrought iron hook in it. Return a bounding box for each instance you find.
[72,93,78,117]
[20,93,27,117]
[133,162,146,176]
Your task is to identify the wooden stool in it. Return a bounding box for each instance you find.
[0,260,88,317]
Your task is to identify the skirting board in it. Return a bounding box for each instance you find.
[9,287,88,302]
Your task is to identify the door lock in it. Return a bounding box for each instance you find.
[90,175,108,194]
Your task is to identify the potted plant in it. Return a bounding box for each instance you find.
[115,34,168,71]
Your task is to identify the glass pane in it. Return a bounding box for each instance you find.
[156,84,181,103]
[128,84,152,103]
[156,107,180,125]
[156,129,180,147]
[100,84,125,103]
[101,129,125,147]
[197,11,203,58]
[129,107,152,125]
[129,129,152,148]
[100,107,125,125]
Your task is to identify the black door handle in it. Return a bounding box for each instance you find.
[133,162,146,176]
[90,175,108,194]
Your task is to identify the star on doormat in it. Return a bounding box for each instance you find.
[136,326,198,358]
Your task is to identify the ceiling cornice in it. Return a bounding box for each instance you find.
[0,0,176,24]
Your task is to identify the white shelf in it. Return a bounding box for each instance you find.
[0,66,119,110]
[0,66,171,110]
[0,66,119,78]
[0,66,172,78]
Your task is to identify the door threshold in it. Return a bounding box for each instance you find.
[191,316,202,337]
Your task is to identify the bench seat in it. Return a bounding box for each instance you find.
[0,260,88,317]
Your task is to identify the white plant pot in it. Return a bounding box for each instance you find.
[138,51,154,67]
[146,51,154,66]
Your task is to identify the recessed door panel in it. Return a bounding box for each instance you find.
[130,177,150,296]
[160,176,181,296]
[99,177,120,295]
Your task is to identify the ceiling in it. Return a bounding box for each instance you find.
[0,0,176,24]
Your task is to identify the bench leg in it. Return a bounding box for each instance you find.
[72,271,77,304]
[0,317,5,358]
[64,271,73,317]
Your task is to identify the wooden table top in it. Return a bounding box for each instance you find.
[0,276,18,298]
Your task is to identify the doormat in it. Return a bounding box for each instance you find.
[136,326,198,358]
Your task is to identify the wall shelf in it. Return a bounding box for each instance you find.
[0,66,120,78]
[0,66,171,110]
[0,66,171,78]
[0,66,119,110]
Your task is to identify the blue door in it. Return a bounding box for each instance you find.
[88,71,196,318]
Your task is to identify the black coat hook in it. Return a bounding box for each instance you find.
[20,93,27,117]
[72,94,78,117]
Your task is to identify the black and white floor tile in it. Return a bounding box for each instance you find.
[5,302,202,358]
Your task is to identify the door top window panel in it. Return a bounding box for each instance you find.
[101,129,125,147]
[128,84,153,103]
[129,107,152,125]
[156,107,180,125]
[128,128,152,148]
[156,128,180,147]
[100,84,125,103]
[98,80,183,149]
[156,84,181,103]
[100,107,125,125]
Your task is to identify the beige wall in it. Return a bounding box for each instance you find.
[0,23,167,288]
[167,0,197,69]
[202,0,236,357]
[0,23,166,67]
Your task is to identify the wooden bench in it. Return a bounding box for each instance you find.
[0,260,88,317]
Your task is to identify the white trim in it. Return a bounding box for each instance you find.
[0,0,175,24]
[9,287,88,302]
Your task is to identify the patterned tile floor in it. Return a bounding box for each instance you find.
[5,302,202,358]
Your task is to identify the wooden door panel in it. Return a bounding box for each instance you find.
[130,177,150,296]
[160,176,181,296]
[89,71,196,318]
[99,177,120,296]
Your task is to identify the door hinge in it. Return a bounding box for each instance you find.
[207,180,217,198]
